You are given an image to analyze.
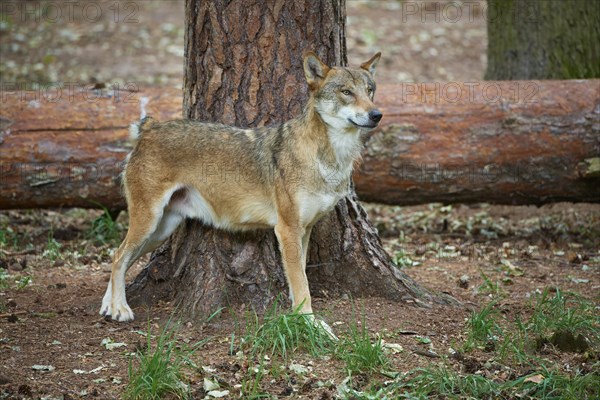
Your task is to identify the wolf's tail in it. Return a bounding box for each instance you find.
[128,116,158,142]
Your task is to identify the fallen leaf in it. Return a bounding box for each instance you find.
[415,336,431,344]
[101,337,127,350]
[289,363,309,375]
[568,276,590,284]
[203,377,220,391]
[202,365,217,373]
[500,259,523,276]
[207,390,230,398]
[382,342,404,354]
[74,366,105,375]
[524,374,544,384]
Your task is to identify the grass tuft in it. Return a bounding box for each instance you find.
[242,299,335,359]
[337,314,388,375]
[463,301,502,351]
[124,317,207,400]
[527,288,599,344]
[87,207,123,246]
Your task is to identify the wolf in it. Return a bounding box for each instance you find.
[100,51,382,322]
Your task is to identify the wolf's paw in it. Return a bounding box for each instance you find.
[111,302,135,322]
[100,300,134,322]
[100,297,112,318]
[100,287,112,317]
[99,303,111,318]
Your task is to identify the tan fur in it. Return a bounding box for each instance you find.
[101,52,383,322]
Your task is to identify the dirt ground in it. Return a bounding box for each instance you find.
[0,1,598,399]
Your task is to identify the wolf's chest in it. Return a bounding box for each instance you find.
[297,189,345,226]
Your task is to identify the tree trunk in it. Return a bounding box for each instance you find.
[1,80,599,209]
[485,0,600,80]
[126,0,447,316]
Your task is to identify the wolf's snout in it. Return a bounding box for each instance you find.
[369,110,383,123]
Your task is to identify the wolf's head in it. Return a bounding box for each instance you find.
[303,51,382,131]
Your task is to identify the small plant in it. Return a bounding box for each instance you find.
[463,301,502,351]
[87,207,123,245]
[0,226,18,249]
[236,300,335,398]
[43,234,62,261]
[393,248,418,268]
[15,276,32,290]
[337,312,388,375]
[124,318,207,400]
[0,269,10,289]
[239,361,268,399]
[477,270,505,297]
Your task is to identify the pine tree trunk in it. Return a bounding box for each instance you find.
[485,0,600,80]
[127,0,449,316]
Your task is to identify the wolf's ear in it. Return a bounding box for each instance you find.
[303,51,330,89]
[360,52,381,76]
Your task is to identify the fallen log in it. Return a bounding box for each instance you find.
[356,80,600,205]
[0,87,181,210]
[0,80,598,209]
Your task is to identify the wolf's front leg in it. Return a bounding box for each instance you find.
[275,222,312,314]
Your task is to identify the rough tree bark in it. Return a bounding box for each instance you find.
[127,0,445,316]
[485,0,600,80]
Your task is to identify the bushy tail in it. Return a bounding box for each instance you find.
[128,116,158,142]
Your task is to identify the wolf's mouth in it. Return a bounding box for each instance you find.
[348,119,378,129]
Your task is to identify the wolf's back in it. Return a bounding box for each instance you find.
[129,116,159,142]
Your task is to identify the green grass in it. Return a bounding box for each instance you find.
[15,275,32,290]
[463,301,502,351]
[527,289,599,344]
[337,315,388,375]
[399,365,501,399]
[236,300,390,396]
[477,270,506,297]
[393,248,418,268]
[241,300,336,360]
[388,364,600,400]
[506,367,600,400]
[87,207,123,246]
[0,269,9,289]
[464,289,598,360]
[124,318,208,400]
[0,225,18,249]
[235,300,336,398]
[43,233,62,261]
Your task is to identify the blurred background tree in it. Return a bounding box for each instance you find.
[486,0,600,79]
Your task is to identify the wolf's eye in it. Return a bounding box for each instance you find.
[367,88,374,95]
[341,89,352,96]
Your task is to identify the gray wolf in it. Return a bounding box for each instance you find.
[100,51,382,322]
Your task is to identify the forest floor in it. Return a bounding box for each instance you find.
[1,1,599,399]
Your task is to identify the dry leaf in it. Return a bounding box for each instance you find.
[524,374,544,384]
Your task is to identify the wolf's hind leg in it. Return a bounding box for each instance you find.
[100,192,183,321]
